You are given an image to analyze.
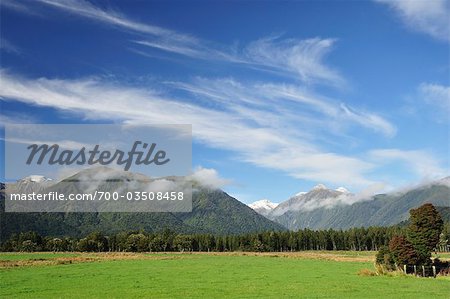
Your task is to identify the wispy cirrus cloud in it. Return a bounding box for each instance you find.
[0,38,22,55]
[419,82,450,114]
[370,148,447,180]
[4,0,344,86]
[135,35,344,86]
[13,0,203,61]
[1,1,445,190]
[136,36,345,86]
[0,111,38,125]
[171,78,395,138]
[375,0,450,42]
[35,0,194,40]
[0,70,395,188]
[338,103,397,138]
[1,70,445,189]
[243,36,344,86]
[1,0,44,16]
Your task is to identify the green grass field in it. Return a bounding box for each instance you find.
[1,252,449,298]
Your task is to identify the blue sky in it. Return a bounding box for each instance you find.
[0,0,449,203]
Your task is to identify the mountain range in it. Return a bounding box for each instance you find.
[248,179,450,230]
[1,168,449,241]
[0,168,285,241]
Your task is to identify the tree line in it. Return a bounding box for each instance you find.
[2,204,449,253]
[0,226,425,253]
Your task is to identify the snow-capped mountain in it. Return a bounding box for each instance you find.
[270,179,450,230]
[437,176,450,187]
[269,184,352,216]
[23,175,53,183]
[295,191,307,196]
[335,187,349,193]
[311,184,327,191]
[11,175,54,193]
[248,199,279,216]
[248,184,352,217]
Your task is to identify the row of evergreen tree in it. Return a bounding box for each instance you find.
[3,203,449,253]
[0,225,441,253]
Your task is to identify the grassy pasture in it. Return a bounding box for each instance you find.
[0,251,449,298]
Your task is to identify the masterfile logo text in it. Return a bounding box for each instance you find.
[4,124,192,213]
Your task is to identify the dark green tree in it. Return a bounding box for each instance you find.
[407,203,443,265]
[375,245,394,269]
[46,238,63,252]
[78,231,108,252]
[126,233,148,252]
[21,240,37,252]
[149,235,164,252]
[252,237,265,252]
[173,235,193,252]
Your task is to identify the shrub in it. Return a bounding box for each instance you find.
[358,268,377,276]
[375,245,395,269]
[389,235,419,266]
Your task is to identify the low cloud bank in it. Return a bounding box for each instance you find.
[188,167,232,189]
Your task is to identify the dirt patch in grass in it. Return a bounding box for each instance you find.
[0,256,97,268]
[358,268,378,276]
[0,252,186,268]
[197,251,375,262]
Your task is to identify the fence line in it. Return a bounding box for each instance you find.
[402,264,445,278]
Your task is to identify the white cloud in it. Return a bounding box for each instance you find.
[298,187,384,212]
[437,176,450,187]
[1,0,43,16]
[0,111,37,124]
[339,104,397,138]
[0,71,445,192]
[272,182,388,213]
[1,70,446,190]
[0,38,21,55]
[5,137,95,151]
[132,40,207,59]
[0,70,391,188]
[172,78,396,138]
[419,82,450,113]
[370,148,447,180]
[253,149,375,187]
[8,0,344,86]
[137,35,345,86]
[376,0,450,42]
[243,36,344,86]
[35,0,192,39]
[144,179,177,193]
[28,0,203,59]
[1,0,447,196]
[189,167,231,189]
